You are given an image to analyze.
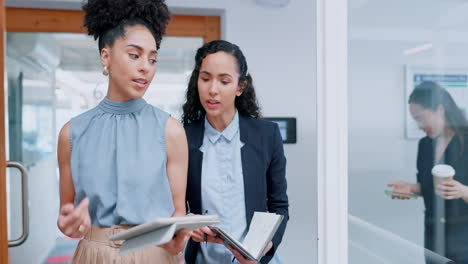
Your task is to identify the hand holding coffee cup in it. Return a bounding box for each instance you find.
[432,164,458,198]
[432,164,455,185]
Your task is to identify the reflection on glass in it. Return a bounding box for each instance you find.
[6,167,22,241]
[273,120,288,141]
[349,1,468,263]
[406,82,468,262]
[386,82,468,262]
[6,32,59,263]
[7,33,56,167]
[349,215,454,264]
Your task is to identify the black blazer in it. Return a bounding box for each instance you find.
[417,135,468,262]
[184,114,289,264]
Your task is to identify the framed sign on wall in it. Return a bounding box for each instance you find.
[264,117,297,144]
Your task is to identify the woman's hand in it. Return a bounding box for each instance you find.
[387,181,416,200]
[191,226,223,244]
[57,197,91,238]
[227,241,273,264]
[436,180,468,201]
[159,228,191,256]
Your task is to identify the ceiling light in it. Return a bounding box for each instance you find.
[403,43,433,55]
[255,0,290,7]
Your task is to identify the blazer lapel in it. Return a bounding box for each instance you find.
[187,120,205,214]
[239,115,257,226]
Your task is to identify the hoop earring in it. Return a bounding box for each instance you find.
[102,66,109,76]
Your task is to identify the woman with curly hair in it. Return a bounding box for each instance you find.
[56,0,190,263]
[182,40,289,264]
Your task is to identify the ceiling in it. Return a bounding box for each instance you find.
[349,0,468,44]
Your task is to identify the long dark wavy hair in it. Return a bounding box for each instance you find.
[181,40,261,125]
[409,81,468,153]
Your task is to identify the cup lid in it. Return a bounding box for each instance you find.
[431,164,455,178]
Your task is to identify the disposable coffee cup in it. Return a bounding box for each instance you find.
[432,164,455,193]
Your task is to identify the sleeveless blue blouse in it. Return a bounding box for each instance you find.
[69,97,175,227]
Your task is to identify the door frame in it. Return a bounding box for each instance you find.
[0,1,8,264]
[0,8,220,264]
[5,8,220,43]
[316,0,348,263]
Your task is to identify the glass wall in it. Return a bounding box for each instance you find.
[349,1,468,263]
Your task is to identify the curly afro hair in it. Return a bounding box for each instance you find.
[82,0,170,51]
[181,40,262,125]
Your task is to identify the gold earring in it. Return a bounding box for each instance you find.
[103,66,109,76]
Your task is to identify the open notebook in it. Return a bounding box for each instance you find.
[109,215,219,256]
[210,212,284,262]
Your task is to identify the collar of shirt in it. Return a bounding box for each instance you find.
[204,111,239,144]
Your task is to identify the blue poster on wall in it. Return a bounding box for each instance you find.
[413,74,468,88]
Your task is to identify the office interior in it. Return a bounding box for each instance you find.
[3,0,468,263]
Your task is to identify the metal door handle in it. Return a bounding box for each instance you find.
[7,161,29,247]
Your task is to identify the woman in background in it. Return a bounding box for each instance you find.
[389,81,468,263]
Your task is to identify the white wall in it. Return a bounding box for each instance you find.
[5,0,318,263]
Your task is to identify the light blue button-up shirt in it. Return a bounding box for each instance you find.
[195,112,283,264]
[196,112,248,264]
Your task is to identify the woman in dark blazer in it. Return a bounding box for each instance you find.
[389,81,468,263]
[181,40,289,264]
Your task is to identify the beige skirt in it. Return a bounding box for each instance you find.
[72,225,179,264]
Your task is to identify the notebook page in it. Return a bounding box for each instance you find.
[242,212,283,259]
